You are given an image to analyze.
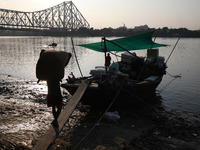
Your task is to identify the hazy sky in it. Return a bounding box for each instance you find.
[1,0,199,30]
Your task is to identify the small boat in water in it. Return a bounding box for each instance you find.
[48,42,57,47]
[61,31,167,107]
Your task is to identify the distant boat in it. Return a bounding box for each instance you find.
[48,42,57,47]
[61,31,167,107]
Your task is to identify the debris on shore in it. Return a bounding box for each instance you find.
[0,75,200,150]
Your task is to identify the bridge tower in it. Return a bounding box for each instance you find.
[0,1,90,31]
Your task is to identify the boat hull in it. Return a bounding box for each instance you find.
[61,76,162,107]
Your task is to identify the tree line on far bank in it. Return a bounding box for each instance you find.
[76,26,200,37]
[0,25,200,37]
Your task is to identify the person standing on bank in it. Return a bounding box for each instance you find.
[36,50,71,127]
[47,80,63,127]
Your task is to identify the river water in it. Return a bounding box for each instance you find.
[0,36,200,114]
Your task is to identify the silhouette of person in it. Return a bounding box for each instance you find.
[47,80,62,127]
[36,50,71,128]
[105,53,111,67]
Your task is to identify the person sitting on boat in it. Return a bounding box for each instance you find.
[105,53,111,68]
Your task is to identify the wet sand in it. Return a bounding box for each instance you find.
[0,75,200,150]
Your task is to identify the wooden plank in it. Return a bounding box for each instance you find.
[33,80,88,150]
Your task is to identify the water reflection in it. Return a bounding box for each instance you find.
[0,36,200,114]
[0,36,100,80]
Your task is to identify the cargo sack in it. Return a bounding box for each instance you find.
[36,50,71,81]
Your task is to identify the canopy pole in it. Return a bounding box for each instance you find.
[104,38,135,57]
[102,37,108,73]
[71,37,83,77]
[165,37,180,64]
[109,51,121,58]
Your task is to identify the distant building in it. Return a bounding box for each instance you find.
[134,25,149,31]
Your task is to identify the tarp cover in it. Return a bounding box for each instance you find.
[79,31,167,52]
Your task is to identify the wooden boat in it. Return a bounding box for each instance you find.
[61,31,167,107]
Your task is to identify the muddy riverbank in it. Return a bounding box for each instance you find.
[0,75,200,150]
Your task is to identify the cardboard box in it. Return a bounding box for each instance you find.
[147,49,159,59]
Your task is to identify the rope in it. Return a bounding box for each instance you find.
[72,84,124,150]
[158,77,177,93]
[166,71,181,78]
[118,87,161,129]
[157,71,181,93]
[72,82,167,149]
[121,88,155,109]
[155,37,181,93]
[71,37,83,77]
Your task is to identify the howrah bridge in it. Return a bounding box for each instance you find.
[0,1,90,31]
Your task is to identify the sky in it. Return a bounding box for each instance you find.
[0,0,199,30]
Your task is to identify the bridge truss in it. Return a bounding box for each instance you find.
[0,1,90,31]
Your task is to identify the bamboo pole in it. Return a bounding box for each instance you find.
[71,37,83,77]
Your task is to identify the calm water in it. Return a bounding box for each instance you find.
[0,36,200,114]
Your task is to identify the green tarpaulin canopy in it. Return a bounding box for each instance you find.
[79,31,167,52]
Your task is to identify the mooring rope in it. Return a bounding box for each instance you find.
[158,77,178,93]
[72,83,124,150]
[121,88,156,109]
[166,71,181,78]
[157,71,181,93]
[116,86,162,130]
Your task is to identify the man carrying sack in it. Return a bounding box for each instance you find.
[36,50,71,127]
